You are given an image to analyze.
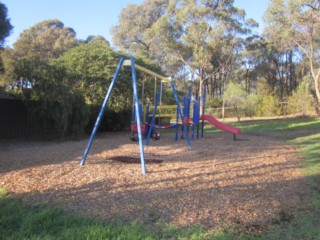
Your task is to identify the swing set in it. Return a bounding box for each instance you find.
[80,56,241,175]
[80,57,192,174]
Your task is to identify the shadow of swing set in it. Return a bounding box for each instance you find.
[80,57,240,174]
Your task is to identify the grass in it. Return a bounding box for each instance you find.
[0,196,155,240]
[238,117,320,240]
[1,117,319,239]
[0,187,9,197]
[0,194,238,240]
[235,117,320,134]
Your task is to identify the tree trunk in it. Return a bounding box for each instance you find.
[310,58,320,115]
[233,104,240,122]
[313,75,320,114]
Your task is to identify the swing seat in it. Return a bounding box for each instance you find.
[152,123,179,129]
[131,123,146,132]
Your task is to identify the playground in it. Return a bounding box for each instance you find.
[0,128,311,232]
[0,58,315,235]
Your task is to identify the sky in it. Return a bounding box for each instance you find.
[3,0,270,47]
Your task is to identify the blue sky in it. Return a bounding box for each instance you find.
[3,0,270,47]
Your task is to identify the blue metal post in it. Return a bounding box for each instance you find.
[175,107,179,141]
[170,80,192,149]
[201,85,206,138]
[145,102,150,137]
[146,83,161,145]
[131,57,146,174]
[196,97,200,139]
[80,57,124,166]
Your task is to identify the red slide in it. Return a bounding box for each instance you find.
[200,115,241,135]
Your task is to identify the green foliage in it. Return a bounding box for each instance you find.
[264,0,320,107]
[256,78,273,97]
[55,41,130,107]
[224,82,247,121]
[14,58,89,138]
[27,94,89,139]
[206,97,222,108]
[242,94,259,117]
[112,0,257,98]
[64,91,90,138]
[287,79,315,116]
[0,48,16,85]
[255,78,282,117]
[86,107,131,133]
[0,2,13,47]
[13,19,78,62]
[256,94,281,117]
[0,187,9,197]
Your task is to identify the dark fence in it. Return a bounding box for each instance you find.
[0,98,132,140]
[0,98,42,139]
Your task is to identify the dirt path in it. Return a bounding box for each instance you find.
[0,131,312,233]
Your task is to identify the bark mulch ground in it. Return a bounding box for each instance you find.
[0,131,312,234]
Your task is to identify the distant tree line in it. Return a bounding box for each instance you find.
[112,0,319,118]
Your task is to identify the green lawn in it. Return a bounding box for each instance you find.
[1,117,319,239]
[237,117,320,240]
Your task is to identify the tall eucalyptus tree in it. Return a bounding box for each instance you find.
[0,1,12,48]
[265,0,320,112]
[112,0,257,105]
[13,19,78,62]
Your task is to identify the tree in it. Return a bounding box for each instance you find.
[13,19,78,62]
[245,35,298,101]
[0,2,12,47]
[223,82,247,121]
[0,48,15,85]
[9,55,88,137]
[54,40,130,107]
[85,35,110,45]
[112,0,168,62]
[287,78,315,116]
[264,0,320,113]
[255,78,281,117]
[0,2,13,81]
[112,0,257,109]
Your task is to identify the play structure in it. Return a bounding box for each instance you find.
[80,57,240,174]
[130,83,241,143]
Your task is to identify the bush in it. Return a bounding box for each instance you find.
[242,94,259,117]
[27,92,89,139]
[224,82,247,121]
[86,106,131,133]
[205,97,222,108]
[287,79,315,116]
[256,94,281,117]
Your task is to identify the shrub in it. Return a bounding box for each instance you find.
[287,79,315,116]
[256,94,281,117]
[242,94,259,117]
[205,97,222,108]
[224,82,247,121]
[86,106,131,133]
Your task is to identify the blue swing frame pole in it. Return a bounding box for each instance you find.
[80,57,124,166]
[130,57,147,175]
[146,82,162,145]
[201,85,206,138]
[170,80,192,149]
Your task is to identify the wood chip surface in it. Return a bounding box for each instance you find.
[0,131,312,233]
